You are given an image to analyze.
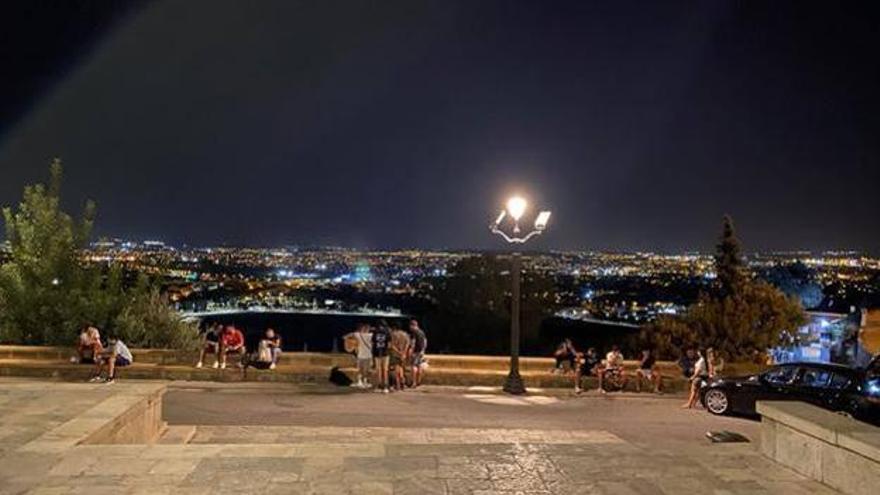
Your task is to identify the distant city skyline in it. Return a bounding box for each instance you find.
[1,2,878,253]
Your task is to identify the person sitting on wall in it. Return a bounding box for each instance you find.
[74,324,103,364]
[262,328,282,370]
[553,338,578,374]
[219,325,246,369]
[677,347,697,378]
[635,349,662,394]
[195,322,222,369]
[89,334,132,384]
[574,347,601,394]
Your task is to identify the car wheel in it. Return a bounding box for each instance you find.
[704,389,729,415]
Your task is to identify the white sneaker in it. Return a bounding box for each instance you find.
[574,387,582,395]
[269,363,276,370]
[88,376,103,383]
[196,361,203,369]
[220,362,226,370]
[212,361,219,369]
[382,388,389,394]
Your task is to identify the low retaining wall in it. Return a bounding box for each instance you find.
[757,401,880,495]
[81,384,166,444]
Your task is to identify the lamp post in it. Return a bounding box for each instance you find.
[490,196,551,395]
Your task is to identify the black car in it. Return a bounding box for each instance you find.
[699,360,880,426]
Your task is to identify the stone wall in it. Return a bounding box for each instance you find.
[757,401,880,495]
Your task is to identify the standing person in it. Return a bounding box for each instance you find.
[263,328,282,370]
[683,349,709,409]
[219,325,246,369]
[75,324,103,364]
[347,323,373,388]
[89,335,132,384]
[389,326,412,391]
[408,319,428,388]
[635,349,662,393]
[372,320,391,393]
[195,322,221,368]
[574,347,601,394]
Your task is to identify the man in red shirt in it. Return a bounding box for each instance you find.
[220,325,246,369]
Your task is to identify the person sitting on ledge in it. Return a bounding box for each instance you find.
[74,324,103,364]
[219,325,246,369]
[89,334,132,384]
[574,347,601,394]
[635,349,662,394]
[262,328,282,370]
[553,338,577,374]
[195,322,222,369]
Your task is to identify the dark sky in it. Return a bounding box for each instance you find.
[1,1,878,253]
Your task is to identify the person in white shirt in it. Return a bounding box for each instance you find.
[346,323,373,388]
[683,348,709,409]
[90,335,133,384]
[598,345,627,393]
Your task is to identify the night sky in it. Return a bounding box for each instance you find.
[1,1,878,253]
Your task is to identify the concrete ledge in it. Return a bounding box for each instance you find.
[20,382,167,451]
[0,345,764,375]
[757,400,880,495]
[0,358,692,391]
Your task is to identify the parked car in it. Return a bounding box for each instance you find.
[699,359,880,426]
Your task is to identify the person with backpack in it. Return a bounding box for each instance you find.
[345,323,373,388]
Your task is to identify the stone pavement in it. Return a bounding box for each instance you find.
[0,378,841,495]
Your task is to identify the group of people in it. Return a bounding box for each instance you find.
[345,318,428,393]
[560,342,663,395]
[558,339,724,400]
[195,322,282,370]
[74,324,133,384]
[679,346,724,409]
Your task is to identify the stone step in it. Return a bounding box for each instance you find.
[158,425,197,445]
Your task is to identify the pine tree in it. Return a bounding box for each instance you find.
[715,215,745,298]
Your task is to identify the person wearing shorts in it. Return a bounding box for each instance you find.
[635,349,662,393]
[219,325,246,369]
[408,319,427,388]
[372,321,391,393]
[75,324,103,364]
[389,327,411,391]
[346,324,373,388]
[196,322,221,368]
[90,336,132,384]
[574,347,600,394]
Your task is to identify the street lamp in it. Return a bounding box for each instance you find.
[489,195,551,395]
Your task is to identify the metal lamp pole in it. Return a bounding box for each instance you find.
[490,197,551,395]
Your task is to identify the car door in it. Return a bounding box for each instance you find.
[790,366,833,409]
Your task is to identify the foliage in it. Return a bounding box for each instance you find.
[714,214,746,298]
[0,160,197,348]
[642,216,806,361]
[425,254,558,355]
[757,261,824,309]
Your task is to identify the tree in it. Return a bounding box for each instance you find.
[0,160,197,348]
[425,254,558,355]
[0,159,96,344]
[641,216,806,361]
[758,262,824,309]
[715,214,745,298]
